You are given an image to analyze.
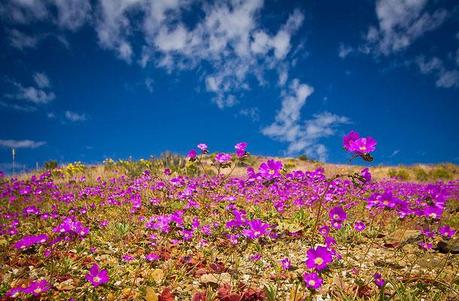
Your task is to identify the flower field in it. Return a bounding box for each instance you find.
[1,133,458,300]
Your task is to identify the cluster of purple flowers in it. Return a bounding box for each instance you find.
[53,217,90,237]
[6,280,50,297]
[14,233,49,250]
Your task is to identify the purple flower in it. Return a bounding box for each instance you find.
[424,206,443,219]
[305,246,333,271]
[14,233,49,250]
[85,264,109,287]
[197,143,208,153]
[438,225,456,239]
[122,254,134,262]
[250,253,262,261]
[354,221,366,232]
[361,168,371,183]
[145,253,160,261]
[343,131,360,151]
[280,257,291,270]
[24,280,50,296]
[303,272,323,290]
[373,273,385,288]
[318,225,330,236]
[259,160,283,180]
[349,137,377,154]
[215,153,232,164]
[418,241,433,250]
[329,206,347,222]
[242,219,270,239]
[187,149,197,160]
[235,142,248,158]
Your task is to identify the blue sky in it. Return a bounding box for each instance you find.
[1,0,458,173]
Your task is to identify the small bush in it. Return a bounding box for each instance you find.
[44,160,58,170]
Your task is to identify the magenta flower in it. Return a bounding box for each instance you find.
[349,137,377,154]
[361,168,371,183]
[24,279,50,296]
[197,143,208,153]
[259,160,283,180]
[215,153,232,164]
[438,225,456,239]
[242,219,270,239]
[187,149,197,160]
[145,253,160,261]
[329,206,347,222]
[343,130,360,151]
[235,142,248,157]
[354,221,366,232]
[303,272,323,290]
[85,264,109,287]
[14,233,49,250]
[318,225,330,236]
[280,257,291,270]
[305,246,333,271]
[122,254,134,262]
[373,273,385,288]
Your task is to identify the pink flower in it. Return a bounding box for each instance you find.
[303,272,323,289]
[280,257,291,270]
[215,153,232,164]
[85,264,109,287]
[354,220,366,232]
[305,246,333,271]
[197,143,208,153]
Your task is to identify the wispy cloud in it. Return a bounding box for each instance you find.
[338,43,353,59]
[33,72,50,88]
[262,79,349,161]
[364,0,448,56]
[65,110,87,122]
[416,56,459,88]
[5,72,55,105]
[1,0,305,109]
[0,139,46,149]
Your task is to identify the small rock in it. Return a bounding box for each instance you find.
[436,239,459,254]
[384,229,420,247]
[200,272,231,285]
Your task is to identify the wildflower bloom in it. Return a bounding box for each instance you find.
[349,137,377,154]
[85,264,109,287]
[343,130,360,151]
[187,149,197,160]
[250,253,262,261]
[24,280,50,296]
[235,142,248,157]
[14,233,48,250]
[145,253,160,261]
[318,225,330,236]
[303,272,323,290]
[354,221,366,232]
[280,257,291,270]
[329,206,347,222]
[259,160,283,180]
[305,246,333,271]
[373,273,385,288]
[215,153,232,164]
[242,219,270,239]
[438,225,456,239]
[197,143,208,153]
[361,168,371,183]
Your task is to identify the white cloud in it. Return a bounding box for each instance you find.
[7,29,39,50]
[416,56,459,88]
[4,73,55,106]
[13,84,55,104]
[239,107,260,121]
[65,111,87,122]
[262,79,349,161]
[1,0,305,107]
[365,0,448,56]
[0,139,46,149]
[338,43,353,59]
[33,72,50,88]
